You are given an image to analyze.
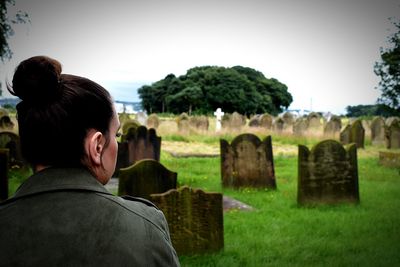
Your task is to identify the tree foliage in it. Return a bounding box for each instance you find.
[346,104,400,118]
[374,18,400,110]
[138,66,292,115]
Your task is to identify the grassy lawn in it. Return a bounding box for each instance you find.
[7,128,400,266]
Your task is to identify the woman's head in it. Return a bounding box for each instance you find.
[8,56,119,182]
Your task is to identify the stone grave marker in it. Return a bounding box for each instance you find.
[121,119,140,136]
[293,118,308,136]
[0,149,9,201]
[340,120,365,148]
[259,113,273,130]
[379,151,400,168]
[298,140,359,205]
[0,115,14,131]
[220,134,276,189]
[177,112,190,133]
[370,116,386,146]
[115,126,161,176]
[118,159,177,200]
[282,112,295,127]
[385,119,400,149]
[324,115,342,138]
[273,117,285,132]
[222,112,246,131]
[0,132,24,168]
[214,108,224,132]
[150,186,224,255]
[146,113,160,129]
[248,114,261,127]
[307,112,322,129]
[118,112,131,127]
[189,115,209,132]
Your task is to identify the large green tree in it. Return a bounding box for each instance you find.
[374,19,400,110]
[138,65,292,115]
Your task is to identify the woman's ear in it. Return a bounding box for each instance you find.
[85,130,104,166]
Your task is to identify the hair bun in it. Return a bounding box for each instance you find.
[10,56,62,104]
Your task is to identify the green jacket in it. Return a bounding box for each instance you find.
[0,167,180,267]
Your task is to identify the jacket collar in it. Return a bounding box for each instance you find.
[13,167,113,200]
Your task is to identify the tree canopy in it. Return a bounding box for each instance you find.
[374,18,400,111]
[138,66,292,115]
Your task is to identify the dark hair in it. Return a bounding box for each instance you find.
[7,56,114,167]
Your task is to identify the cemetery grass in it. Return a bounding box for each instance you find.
[161,142,400,266]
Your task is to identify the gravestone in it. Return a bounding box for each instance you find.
[118,159,177,200]
[0,132,24,168]
[0,149,9,201]
[220,134,276,189]
[150,186,224,255]
[146,113,160,129]
[385,120,400,149]
[121,119,140,136]
[293,118,308,136]
[248,115,261,127]
[307,112,322,129]
[0,115,14,131]
[189,116,209,131]
[370,117,386,146]
[222,112,246,131]
[282,112,295,127]
[115,126,161,176]
[298,140,359,205]
[273,117,285,132]
[324,115,342,138]
[135,111,148,125]
[214,108,224,132]
[118,112,131,127]
[259,113,273,130]
[177,112,190,133]
[340,120,365,148]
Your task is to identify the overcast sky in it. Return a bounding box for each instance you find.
[1,0,399,114]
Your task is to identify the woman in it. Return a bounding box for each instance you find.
[0,56,180,266]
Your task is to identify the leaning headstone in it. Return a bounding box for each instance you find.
[220,134,276,189]
[0,149,9,201]
[340,120,365,148]
[385,120,400,149]
[150,186,224,255]
[146,113,160,129]
[298,140,359,205]
[370,117,386,146]
[118,159,177,200]
[324,115,342,138]
[214,108,224,132]
[0,132,24,168]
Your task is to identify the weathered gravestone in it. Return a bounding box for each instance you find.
[146,113,160,129]
[324,115,342,138]
[0,132,24,168]
[222,112,246,131]
[293,118,308,136]
[298,140,359,205]
[118,159,177,200]
[150,186,224,255]
[121,119,140,135]
[118,112,131,127]
[370,117,386,146]
[385,120,400,149]
[220,134,276,189]
[273,117,285,132]
[115,126,161,176]
[340,120,365,148]
[0,149,9,201]
[248,114,261,127]
[259,113,273,130]
[177,112,190,133]
[0,115,14,131]
[214,108,224,132]
[307,112,322,130]
[189,116,209,132]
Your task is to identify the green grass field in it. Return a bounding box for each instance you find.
[7,129,400,266]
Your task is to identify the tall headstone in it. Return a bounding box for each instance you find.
[324,115,342,138]
[273,117,285,133]
[340,120,365,148]
[214,108,224,132]
[150,186,224,255]
[220,134,276,189]
[146,113,160,129]
[307,112,322,129]
[115,126,161,176]
[293,118,308,136]
[0,149,9,201]
[177,112,190,133]
[259,113,273,130]
[370,117,386,146]
[385,120,400,149]
[118,159,177,200]
[298,140,359,205]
